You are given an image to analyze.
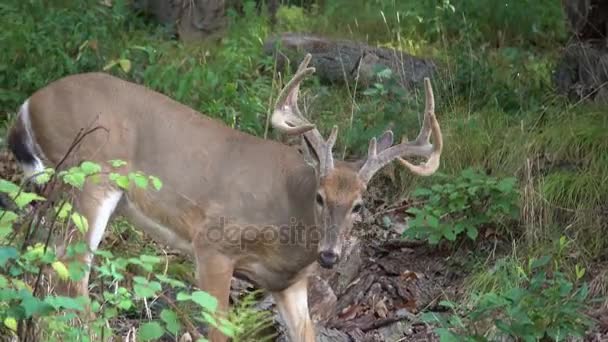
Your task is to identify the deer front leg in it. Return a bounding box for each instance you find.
[194,249,234,342]
[273,278,315,342]
[56,184,122,298]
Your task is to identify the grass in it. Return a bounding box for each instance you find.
[0,0,606,338]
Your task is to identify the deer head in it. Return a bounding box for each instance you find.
[272,54,443,269]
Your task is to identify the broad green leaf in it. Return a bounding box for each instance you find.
[426,215,439,229]
[45,296,86,311]
[129,172,148,189]
[0,180,19,193]
[4,317,17,332]
[12,192,45,208]
[52,261,69,280]
[71,212,89,234]
[80,161,101,175]
[119,59,132,73]
[21,295,53,317]
[160,309,180,336]
[0,247,18,267]
[412,187,432,197]
[0,210,19,238]
[137,321,164,341]
[109,173,130,189]
[63,171,86,189]
[149,176,163,191]
[466,227,478,240]
[35,168,55,184]
[134,281,161,299]
[530,255,551,270]
[55,202,73,220]
[139,254,161,265]
[176,292,191,301]
[191,291,218,312]
[155,274,186,288]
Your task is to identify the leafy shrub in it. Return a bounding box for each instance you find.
[424,239,594,341]
[405,168,519,244]
[0,160,237,341]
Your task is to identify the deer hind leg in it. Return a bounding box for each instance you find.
[192,246,234,342]
[273,278,315,342]
[56,184,122,297]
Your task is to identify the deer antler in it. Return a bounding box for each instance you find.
[358,77,443,183]
[272,53,339,178]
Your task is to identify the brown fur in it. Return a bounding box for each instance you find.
[10,72,370,342]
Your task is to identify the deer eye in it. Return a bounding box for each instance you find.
[316,193,324,206]
[352,203,363,214]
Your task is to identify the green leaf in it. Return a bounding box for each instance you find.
[426,215,439,229]
[109,159,127,168]
[138,321,164,341]
[80,161,101,175]
[109,173,130,189]
[12,191,45,208]
[497,177,516,193]
[0,180,20,193]
[0,247,18,267]
[71,212,89,234]
[119,59,132,73]
[176,292,191,301]
[0,211,19,238]
[140,254,161,265]
[191,291,218,312]
[129,172,148,189]
[4,317,17,332]
[466,227,478,240]
[134,281,161,299]
[530,255,551,270]
[436,328,460,342]
[63,171,86,189]
[45,296,86,311]
[412,187,433,197]
[52,261,70,280]
[149,176,163,191]
[160,309,180,336]
[55,202,73,220]
[21,295,53,317]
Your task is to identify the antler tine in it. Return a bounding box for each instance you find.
[358,77,443,183]
[271,54,316,135]
[315,125,338,176]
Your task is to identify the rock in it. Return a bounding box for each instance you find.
[264,32,437,91]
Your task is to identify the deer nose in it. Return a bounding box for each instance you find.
[318,251,339,269]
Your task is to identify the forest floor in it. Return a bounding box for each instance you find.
[4,146,604,341]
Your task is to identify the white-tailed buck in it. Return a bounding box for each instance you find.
[7,54,442,341]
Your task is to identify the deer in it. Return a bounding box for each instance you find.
[6,54,442,341]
